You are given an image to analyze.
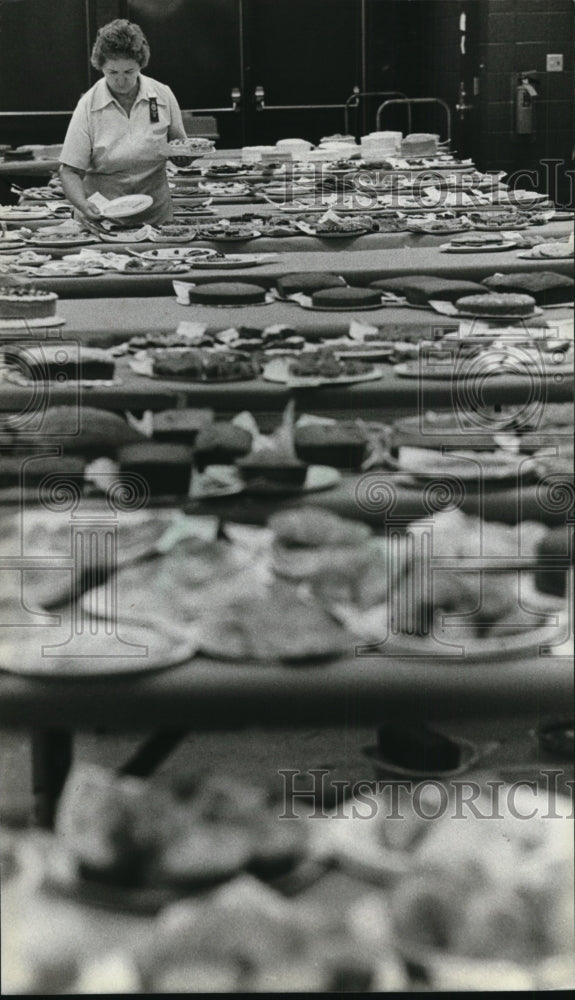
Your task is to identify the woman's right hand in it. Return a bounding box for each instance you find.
[82,202,102,222]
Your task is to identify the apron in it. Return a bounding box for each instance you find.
[84,83,174,225]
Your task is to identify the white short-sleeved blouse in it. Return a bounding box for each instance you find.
[60,74,185,224]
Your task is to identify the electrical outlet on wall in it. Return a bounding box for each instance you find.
[546,54,564,72]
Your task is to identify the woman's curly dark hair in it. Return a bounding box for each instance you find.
[91,19,151,70]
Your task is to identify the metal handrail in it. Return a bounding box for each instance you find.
[183,87,242,115]
[375,97,452,142]
[343,90,410,134]
[253,83,353,117]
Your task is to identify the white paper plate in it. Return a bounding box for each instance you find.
[333,345,395,360]
[0,207,53,220]
[356,614,568,661]
[98,230,152,243]
[393,355,570,378]
[187,254,275,268]
[407,224,471,235]
[28,235,99,248]
[428,300,544,321]
[0,617,196,677]
[454,306,544,321]
[439,241,518,253]
[263,356,384,387]
[287,292,395,312]
[363,738,481,778]
[138,247,215,262]
[507,191,550,204]
[100,195,154,219]
[199,231,262,242]
[241,464,341,496]
[471,220,530,231]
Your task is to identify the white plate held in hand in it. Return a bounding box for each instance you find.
[98,195,154,219]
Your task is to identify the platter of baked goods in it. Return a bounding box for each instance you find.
[197,222,262,241]
[96,225,154,243]
[7,767,573,993]
[23,764,316,915]
[406,216,472,235]
[518,239,574,260]
[149,223,198,243]
[190,460,340,500]
[0,204,54,220]
[137,247,218,262]
[309,217,374,238]
[273,276,398,311]
[166,137,215,165]
[467,210,532,230]
[263,350,384,387]
[25,230,100,248]
[383,445,538,484]
[451,292,543,320]
[173,279,274,306]
[173,201,216,218]
[3,342,116,381]
[439,233,518,252]
[130,347,261,382]
[197,181,252,199]
[186,253,279,268]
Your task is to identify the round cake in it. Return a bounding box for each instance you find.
[455,292,536,317]
[311,286,382,308]
[0,286,58,320]
[187,282,267,305]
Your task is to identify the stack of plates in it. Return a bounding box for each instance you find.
[241,145,277,163]
[361,131,402,160]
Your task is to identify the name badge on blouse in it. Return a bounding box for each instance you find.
[149,98,159,123]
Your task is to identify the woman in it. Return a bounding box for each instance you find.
[59,19,187,225]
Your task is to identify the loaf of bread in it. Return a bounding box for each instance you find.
[370,275,489,305]
[311,286,381,308]
[481,271,574,306]
[276,273,347,297]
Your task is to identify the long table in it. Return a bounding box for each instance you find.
[14,240,575,298]
[0,343,572,416]
[1,635,570,830]
[0,646,570,734]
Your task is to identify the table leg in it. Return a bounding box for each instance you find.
[119,729,188,778]
[31,729,73,829]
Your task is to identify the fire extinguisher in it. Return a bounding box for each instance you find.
[515,75,538,135]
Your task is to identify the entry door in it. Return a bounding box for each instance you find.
[453,0,482,162]
[241,0,363,146]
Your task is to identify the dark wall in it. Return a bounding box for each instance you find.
[364,0,438,135]
[0,0,88,110]
[477,0,574,205]
[0,0,573,200]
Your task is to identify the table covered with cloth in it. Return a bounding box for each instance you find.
[14,238,575,297]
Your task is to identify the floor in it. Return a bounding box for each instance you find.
[1,712,572,828]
